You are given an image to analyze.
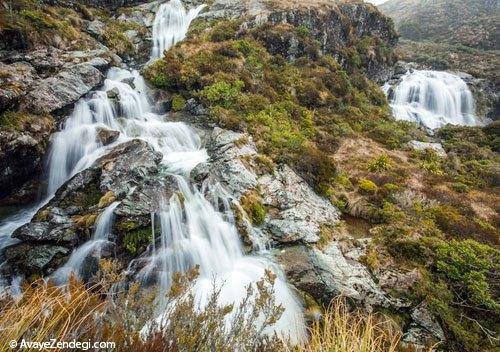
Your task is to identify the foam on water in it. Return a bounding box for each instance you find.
[386,70,479,130]
[151,0,206,59]
[0,0,306,343]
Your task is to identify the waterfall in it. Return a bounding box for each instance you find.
[151,0,206,59]
[1,0,306,343]
[386,70,478,130]
[52,202,120,284]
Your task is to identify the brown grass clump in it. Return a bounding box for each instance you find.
[282,298,402,352]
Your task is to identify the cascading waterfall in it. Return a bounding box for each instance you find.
[386,70,478,130]
[0,0,306,342]
[151,0,206,59]
[52,202,120,284]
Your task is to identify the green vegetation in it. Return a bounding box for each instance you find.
[0,1,92,50]
[102,19,146,57]
[123,228,152,255]
[358,179,378,193]
[240,190,266,225]
[367,154,392,172]
[171,94,187,111]
[143,21,406,195]
[142,14,498,352]
[0,111,54,131]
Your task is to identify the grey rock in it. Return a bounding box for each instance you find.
[0,116,55,199]
[20,64,104,115]
[5,243,68,274]
[107,87,121,99]
[278,243,398,309]
[83,20,106,38]
[411,302,445,341]
[200,0,397,82]
[96,127,120,146]
[408,140,447,157]
[3,139,167,279]
[121,76,136,89]
[190,162,210,183]
[0,61,38,113]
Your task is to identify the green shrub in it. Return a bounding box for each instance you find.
[171,94,186,111]
[367,154,392,172]
[123,228,152,255]
[200,80,245,108]
[358,179,377,193]
[209,20,242,42]
[240,191,266,225]
[451,182,469,193]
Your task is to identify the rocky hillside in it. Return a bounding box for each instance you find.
[379,0,500,50]
[0,1,498,352]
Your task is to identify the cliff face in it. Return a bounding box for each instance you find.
[197,0,398,82]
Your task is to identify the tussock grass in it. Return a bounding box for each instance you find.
[0,269,413,352]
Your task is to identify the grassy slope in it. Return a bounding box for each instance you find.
[145,13,499,351]
[379,0,499,50]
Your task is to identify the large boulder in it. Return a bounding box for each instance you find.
[3,139,175,279]
[206,128,340,246]
[198,0,398,82]
[19,63,104,115]
[0,114,55,202]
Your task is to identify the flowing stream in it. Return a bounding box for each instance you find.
[0,0,306,342]
[386,70,479,130]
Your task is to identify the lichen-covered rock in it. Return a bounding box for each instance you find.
[0,62,38,113]
[19,63,104,115]
[277,243,402,310]
[0,114,55,201]
[207,128,339,245]
[2,139,173,279]
[198,0,398,82]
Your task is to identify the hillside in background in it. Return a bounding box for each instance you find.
[379,0,499,50]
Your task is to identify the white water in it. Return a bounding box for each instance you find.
[386,70,478,130]
[151,0,206,59]
[0,0,306,343]
[52,202,119,283]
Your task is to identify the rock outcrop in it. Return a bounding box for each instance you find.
[197,0,398,82]
[2,139,173,278]
[0,115,55,203]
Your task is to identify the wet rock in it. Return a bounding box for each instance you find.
[0,116,55,200]
[0,61,38,113]
[408,140,447,157]
[107,87,120,99]
[190,162,210,183]
[2,139,167,279]
[4,243,69,274]
[20,63,104,115]
[121,76,136,89]
[96,127,120,146]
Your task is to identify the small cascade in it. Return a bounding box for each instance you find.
[151,0,206,59]
[1,0,307,343]
[52,202,119,284]
[136,176,306,343]
[386,70,478,130]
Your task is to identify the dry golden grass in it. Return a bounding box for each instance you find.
[282,298,402,352]
[0,272,415,352]
[0,278,105,351]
